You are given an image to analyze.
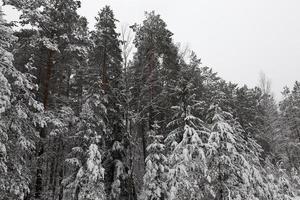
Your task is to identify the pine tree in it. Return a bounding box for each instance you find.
[234,86,264,137]
[164,63,211,199]
[260,94,280,148]
[91,6,123,93]
[278,82,300,171]
[63,85,107,200]
[166,105,209,200]
[90,6,133,199]
[256,73,281,158]
[5,0,91,198]
[77,143,106,200]
[206,104,293,200]
[131,11,178,168]
[207,105,256,199]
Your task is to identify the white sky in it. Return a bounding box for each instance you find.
[3,0,300,100]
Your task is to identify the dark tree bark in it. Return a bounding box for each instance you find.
[102,40,108,92]
[35,50,54,198]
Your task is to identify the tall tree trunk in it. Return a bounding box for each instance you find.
[102,41,108,92]
[142,48,156,167]
[58,137,65,200]
[35,50,54,198]
[58,168,64,200]
[43,50,54,110]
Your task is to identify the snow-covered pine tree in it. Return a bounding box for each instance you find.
[261,159,295,200]
[63,85,107,200]
[5,0,92,198]
[89,6,132,199]
[276,82,300,196]
[206,104,260,200]
[166,105,210,200]
[164,70,211,199]
[131,11,175,165]
[161,49,216,200]
[279,82,300,171]
[206,104,294,200]
[78,143,106,200]
[139,121,167,200]
[0,7,45,199]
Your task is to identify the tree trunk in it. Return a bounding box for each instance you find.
[43,50,54,110]
[102,40,108,92]
[35,50,54,198]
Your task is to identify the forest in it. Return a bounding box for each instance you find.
[0,0,300,199]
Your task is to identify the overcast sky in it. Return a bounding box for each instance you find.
[3,0,300,100]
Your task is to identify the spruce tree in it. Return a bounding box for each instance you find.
[166,105,209,200]
[164,63,210,199]
[207,105,257,199]
[140,122,168,200]
[206,104,293,200]
[279,82,300,171]
[90,6,133,199]
[63,94,107,200]
[0,7,44,199]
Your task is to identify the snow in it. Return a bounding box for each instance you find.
[87,144,104,181]
[0,72,11,114]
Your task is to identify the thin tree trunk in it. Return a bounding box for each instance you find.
[58,167,64,200]
[102,40,108,92]
[52,157,59,200]
[140,122,147,168]
[43,50,54,110]
[74,185,80,200]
